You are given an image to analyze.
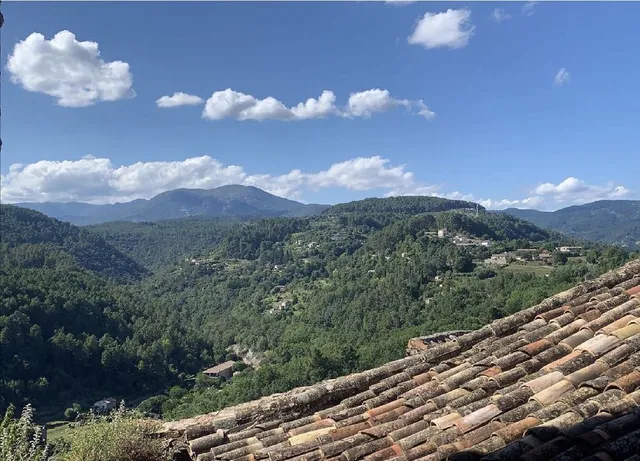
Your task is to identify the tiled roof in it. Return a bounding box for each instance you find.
[203,361,236,374]
[163,259,640,461]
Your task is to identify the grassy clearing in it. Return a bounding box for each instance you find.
[45,420,74,442]
[503,263,553,276]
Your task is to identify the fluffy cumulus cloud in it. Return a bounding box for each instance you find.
[7,30,134,107]
[201,88,433,121]
[491,8,512,22]
[345,89,407,118]
[291,91,340,120]
[2,157,631,212]
[202,89,296,121]
[384,176,632,211]
[414,100,436,120]
[533,177,630,205]
[0,155,420,204]
[307,156,414,191]
[408,9,474,50]
[553,68,571,87]
[382,186,541,210]
[156,92,204,108]
[1,157,245,204]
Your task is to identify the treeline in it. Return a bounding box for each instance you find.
[1,205,147,282]
[86,217,240,271]
[0,206,215,413]
[326,196,481,215]
[0,261,213,412]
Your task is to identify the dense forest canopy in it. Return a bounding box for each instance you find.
[0,199,636,422]
[1,205,147,282]
[86,218,241,271]
[326,196,482,215]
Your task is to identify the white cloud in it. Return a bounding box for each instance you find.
[201,88,433,121]
[0,155,420,204]
[553,68,571,87]
[414,100,436,120]
[384,176,632,211]
[2,157,630,212]
[345,89,409,119]
[243,170,307,201]
[491,8,512,22]
[408,9,474,50]
[477,196,544,210]
[0,157,245,204]
[291,91,340,120]
[382,186,539,210]
[521,2,537,16]
[533,177,630,205]
[156,92,204,108]
[202,89,294,121]
[7,30,134,107]
[307,156,414,191]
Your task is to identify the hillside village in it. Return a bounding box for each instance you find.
[184,217,597,385]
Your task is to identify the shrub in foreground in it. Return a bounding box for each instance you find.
[0,404,51,461]
[55,403,167,461]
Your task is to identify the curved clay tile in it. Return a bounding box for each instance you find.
[160,259,640,461]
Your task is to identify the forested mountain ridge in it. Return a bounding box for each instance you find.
[0,205,148,281]
[1,196,635,424]
[325,196,481,215]
[84,195,486,270]
[133,206,632,418]
[503,199,640,249]
[86,218,242,271]
[13,185,329,225]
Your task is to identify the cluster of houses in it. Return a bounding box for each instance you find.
[452,235,492,247]
[431,228,492,247]
[484,249,549,266]
[484,246,583,266]
[189,257,217,266]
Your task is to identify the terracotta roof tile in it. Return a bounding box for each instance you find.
[161,259,640,460]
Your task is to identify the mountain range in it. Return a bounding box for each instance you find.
[504,200,640,249]
[2,191,635,432]
[10,187,640,251]
[14,185,329,225]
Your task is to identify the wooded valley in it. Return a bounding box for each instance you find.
[1,197,635,427]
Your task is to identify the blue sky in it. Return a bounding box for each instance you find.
[2,1,639,210]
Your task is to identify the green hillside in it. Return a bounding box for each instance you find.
[1,205,148,281]
[86,217,241,271]
[128,204,630,419]
[0,197,634,422]
[504,200,640,249]
[0,206,212,413]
